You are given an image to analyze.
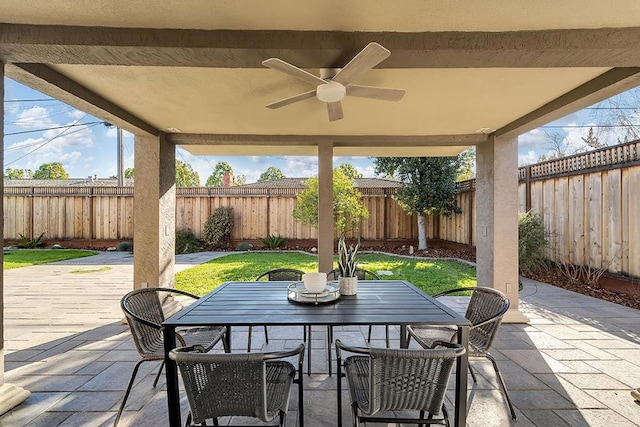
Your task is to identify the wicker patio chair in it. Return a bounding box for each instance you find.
[335,339,465,427]
[252,268,305,352]
[170,343,305,427]
[115,287,228,426]
[406,286,516,420]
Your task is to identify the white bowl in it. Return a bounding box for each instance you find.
[303,273,327,293]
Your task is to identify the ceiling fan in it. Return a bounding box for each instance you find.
[262,42,406,122]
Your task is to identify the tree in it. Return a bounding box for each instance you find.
[257,166,285,182]
[374,157,462,250]
[456,148,475,182]
[206,161,234,187]
[5,168,33,179]
[293,168,369,236]
[124,167,135,179]
[33,162,69,179]
[336,163,362,179]
[175,160,200,187]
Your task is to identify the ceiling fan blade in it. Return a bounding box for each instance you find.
[332,42,391,85]
[262,58,327,86]
[346,85,406,101]
[265,90,316,109]
[327,102,343,121]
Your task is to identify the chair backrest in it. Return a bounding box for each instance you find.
[255,268,304,281]
[465,287,510,354]
[121,288,184,358]
[367,346,462,415]
[170,345,303,424]
[327,268,380,281]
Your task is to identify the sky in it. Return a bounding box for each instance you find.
[3,77,639,183]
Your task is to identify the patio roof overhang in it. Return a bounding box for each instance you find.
[2,0,640,156]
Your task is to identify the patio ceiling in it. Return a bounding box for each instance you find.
[2,1,640,156]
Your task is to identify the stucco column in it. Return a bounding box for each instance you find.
[133,133,176,289]
[0,63,31,415]
[318,142,334,272]
[476,135,528,323]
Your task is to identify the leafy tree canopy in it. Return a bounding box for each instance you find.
[257,166,285,182]
[206,161,244,187]
[374,157,461,216]
[124,167,135,179]
[5,168,33,179]
[175,160,200,187]
[456,148,475,182]
[336,163,362,179]
[33,162,69,179]
[292,167,369,235]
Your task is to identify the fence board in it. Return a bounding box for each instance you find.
[586,173,602,267]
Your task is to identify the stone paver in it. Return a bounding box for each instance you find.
[1,253,639,426]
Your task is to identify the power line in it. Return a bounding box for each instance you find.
[5,121,103,136]
[5,114,94,167]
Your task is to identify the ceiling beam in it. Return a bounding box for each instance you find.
[6,63,158,136]
[3,24,640,68]
[495,67,640,138]
[166,133,487,146]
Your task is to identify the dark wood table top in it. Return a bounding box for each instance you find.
[163,280,470,328]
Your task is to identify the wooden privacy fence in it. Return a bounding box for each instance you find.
[3,186,422,245]
[4,139,640,277]
[437,140,640,278]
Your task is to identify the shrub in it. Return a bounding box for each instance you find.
[518,211,549,274]
[117,241,134,252]
[203,207,234,249]
[259,234,285,250]
[176,230,201,254]
[16,232,46,248]
[236,242,253,251]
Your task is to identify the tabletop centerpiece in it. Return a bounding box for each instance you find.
[337,236,360,295]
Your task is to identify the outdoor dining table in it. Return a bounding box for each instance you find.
[162,280,471,427]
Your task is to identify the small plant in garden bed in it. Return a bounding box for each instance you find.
[176,230,201,254]
[16,232,46,249]
[259,234,285,250]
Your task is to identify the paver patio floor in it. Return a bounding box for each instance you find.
[1,251,639,426]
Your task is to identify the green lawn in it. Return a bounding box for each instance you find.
[175,251,476,296]
[3,249,98,269]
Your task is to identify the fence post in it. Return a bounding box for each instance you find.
[89,187,94,248]
[525,165,532,212]
[266,188,271,237]
[30,187,35,240]
[468,187,474,246]
[383,189,388,245]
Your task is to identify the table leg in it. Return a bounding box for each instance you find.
[454,325,469,427]
[399,324,407,348]
[225,325,232,352]
[163,327,181,427]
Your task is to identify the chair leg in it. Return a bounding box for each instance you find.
[351,403,360,427]
[367,325,372,342]
[263,325,269,344]
[486,353,517,420]
[441,404,450,427]
[468,363,478,383]
[418,410,426,427]
[279,411,286,427]
[114,359,146,426]
[247,325,253,352]
[152,361,164,387]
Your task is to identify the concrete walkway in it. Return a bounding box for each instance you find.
[1,251,639,426]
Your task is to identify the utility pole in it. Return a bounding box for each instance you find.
[117,127,124,186]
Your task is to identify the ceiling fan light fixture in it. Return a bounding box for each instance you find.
[316,81,346,103]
